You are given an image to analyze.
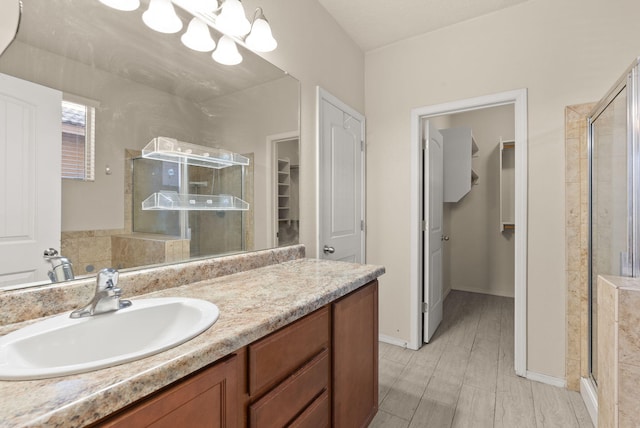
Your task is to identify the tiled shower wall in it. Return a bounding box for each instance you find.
[61,229,125,275]
[564,103,594,390]
[60,149,255,275]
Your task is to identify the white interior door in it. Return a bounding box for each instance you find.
[423,120,444,343]
[0,73,62,287]
[318,88,365,263]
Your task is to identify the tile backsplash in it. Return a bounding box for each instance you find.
[0,244,305,327]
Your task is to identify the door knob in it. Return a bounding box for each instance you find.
[441,235,449,241]
[323,245,335,254]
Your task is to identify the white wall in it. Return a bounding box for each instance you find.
[365,0,640,378]
[242,0,365,257]
[443,106,515,298]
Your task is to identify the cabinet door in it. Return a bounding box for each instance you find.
[332,280,379,427]
[97,355,238,428]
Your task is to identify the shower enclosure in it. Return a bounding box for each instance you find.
[588,58,640,387]
[132,147,249,259]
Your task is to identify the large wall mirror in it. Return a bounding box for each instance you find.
[0,0,300,290]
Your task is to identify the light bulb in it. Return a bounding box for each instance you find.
[216,0,251,37]
[142,0,183,34]
[212,35,242,65]
[181,17,216,52]
[98,0,140,11]
[246,16,277,52]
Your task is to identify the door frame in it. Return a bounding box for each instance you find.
[316,87,366,262]
[409,89,528,377]
[266,131,299,247]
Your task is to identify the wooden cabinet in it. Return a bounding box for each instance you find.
[248,307,329,397]
[247,307,330,427]
[96,354,239,428]
[249,350,329,427]
[93,281,378,428]
[332,280,379,427]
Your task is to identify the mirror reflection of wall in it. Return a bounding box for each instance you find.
[0,0,300,289]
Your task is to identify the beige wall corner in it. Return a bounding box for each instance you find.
[242,0,365,258]
[366,0,640,377]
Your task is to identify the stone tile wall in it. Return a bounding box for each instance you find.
[564,103,594,390]
[597,276,640,428]
[61,229,125,276]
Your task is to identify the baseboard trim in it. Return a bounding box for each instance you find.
[379,334,409,349]
[450,286,514,299]
[525,371,567,388]
[580,377,598,426]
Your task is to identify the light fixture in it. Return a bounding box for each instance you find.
[212,35,242,65]
[98,0,140,11]
[216,0,251,37]
[245,8,277,53]
[181,17,216,52]
[99,0,278,67]
[142,0,183,34]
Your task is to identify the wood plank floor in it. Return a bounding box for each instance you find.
[372,290,594,428]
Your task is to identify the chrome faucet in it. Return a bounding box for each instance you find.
[70,268,132,318]
[43,248,75,283]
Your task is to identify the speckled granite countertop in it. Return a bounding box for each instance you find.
[0,258,384,428]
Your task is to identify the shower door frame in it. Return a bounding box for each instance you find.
[587,58,640,389]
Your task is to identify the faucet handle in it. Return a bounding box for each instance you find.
[96,268,119,291]
[43,248,59,257]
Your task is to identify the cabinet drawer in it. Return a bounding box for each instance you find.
[248,306,329,396]
[249,349,328,427]
[289,390,329,428]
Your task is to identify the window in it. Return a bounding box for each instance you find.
[61,96,96,181]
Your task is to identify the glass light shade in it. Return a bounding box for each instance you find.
[245,18,277,52]
[216,0,251,37]
[98,0,140,11]
[212,35,242,65]
[181,18,216,52]
[142,0,183,34]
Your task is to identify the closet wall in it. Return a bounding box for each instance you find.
[441,105,515,298]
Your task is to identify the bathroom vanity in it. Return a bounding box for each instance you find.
[0,246,384,427]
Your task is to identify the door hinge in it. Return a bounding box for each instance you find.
[361,219,365,231]
[422,302,429,313]
[422,138,427,151]
[422,220,427,231]
[361,140,365,151]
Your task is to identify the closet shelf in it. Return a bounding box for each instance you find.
[500,138,516,232]
[441,127,479,202]
[142,137,249,169]
[142,191,249,211]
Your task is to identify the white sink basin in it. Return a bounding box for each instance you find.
[0,297,219,380]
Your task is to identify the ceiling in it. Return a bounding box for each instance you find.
[317,0,531,51]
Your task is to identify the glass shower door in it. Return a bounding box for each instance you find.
[588,60,640,385]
